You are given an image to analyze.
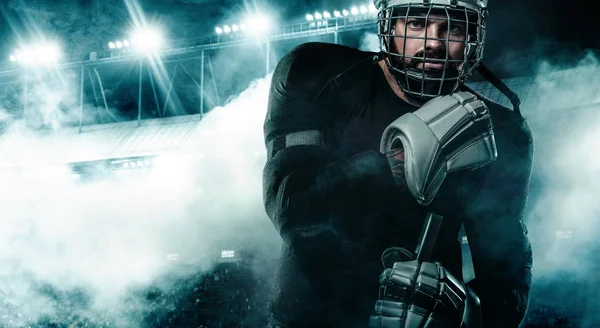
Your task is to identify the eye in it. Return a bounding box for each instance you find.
[407,20,425,29]
[448,23,465,34]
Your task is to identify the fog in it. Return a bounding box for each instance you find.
[0,71,279,326]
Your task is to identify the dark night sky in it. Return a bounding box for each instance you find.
[0,0,597,78]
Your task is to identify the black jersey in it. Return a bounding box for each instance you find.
[262,42,534,328]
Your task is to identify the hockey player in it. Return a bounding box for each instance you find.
[262,1,533,327]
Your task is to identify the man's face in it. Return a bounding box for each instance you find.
[391,12,468,72]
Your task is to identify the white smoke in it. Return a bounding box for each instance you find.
[501,51,600,325]
[359,32,380,53]
[527,119,600,278]
[0,73,279,326]
[516,52,600,279]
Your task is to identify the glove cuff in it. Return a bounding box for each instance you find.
[380,91,498,205]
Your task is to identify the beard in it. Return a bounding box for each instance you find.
[387,44,464,98]
[391,47,463,77]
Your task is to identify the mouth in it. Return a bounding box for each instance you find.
[416,62,445,70]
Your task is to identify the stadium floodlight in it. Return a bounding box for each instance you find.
[123,40,130,47]
[343,9,350,16]
[232,24,239,32]
[42,43,61,63]
[223,25,231,33]
[334,10,342,17]
[246,14,271,34]
[306,14,314,21]
[216,26,223,34]
[108,42,116,49]
[20,51,33,64]
[360,5,368,14]
[323,11,331,19]
[314,12,323,20]
[351,7,359,15]
[116,41,123,48]
[240,23,247,30]
[12,42,61,67]
[130,27,164,54]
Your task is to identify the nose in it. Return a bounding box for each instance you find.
[424,24,445,51]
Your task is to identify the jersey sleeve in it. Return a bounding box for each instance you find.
[263,42,398,239]
[461,114,535,328]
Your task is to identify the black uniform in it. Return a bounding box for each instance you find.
[262,42,534,328]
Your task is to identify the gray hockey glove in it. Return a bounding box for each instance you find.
[369,248,482,328]
[380,92,497,205]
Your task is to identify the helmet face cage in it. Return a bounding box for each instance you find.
[377,1,487,99]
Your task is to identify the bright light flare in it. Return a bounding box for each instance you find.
[351,7,359,15]
[360,5,368,14]
[246,14,271,34]
[323,11,331,19]
[306,14,314,21]
[334,10,342,18]
[11,42,61,67]
[216,27,223,34]
[343,9,350,16]
[108,42,116,49]
[223,25,231,33]
[130,27,164,53]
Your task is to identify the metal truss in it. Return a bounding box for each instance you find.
[0,16,377,132]
[0,16,376,74]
